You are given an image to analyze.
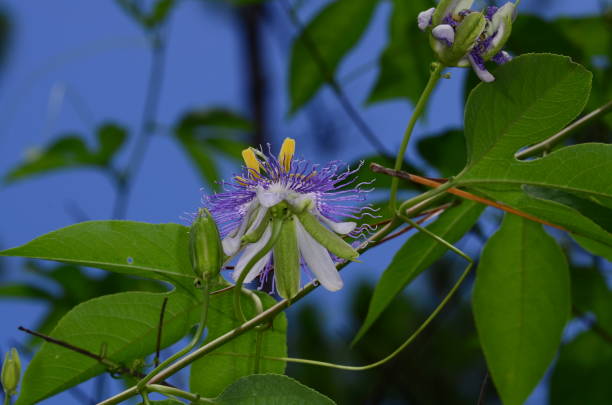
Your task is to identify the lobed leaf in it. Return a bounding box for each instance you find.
[472,214,570,405]
[353,200,483,344]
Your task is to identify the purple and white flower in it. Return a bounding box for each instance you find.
[418,0,518,82]
[203,138,373,298]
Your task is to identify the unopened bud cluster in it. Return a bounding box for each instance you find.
[418,0,518,82]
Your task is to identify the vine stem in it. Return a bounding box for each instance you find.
[515,99,612,160]
[211,213,473,372]
[3,394,10,405]
[389,62,445,210]
[136,279,210,391]
[146,385,215,404]
[97,219,401,405]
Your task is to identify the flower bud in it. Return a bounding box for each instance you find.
[2,348,21,397]
[419,1,518,82]
[189,208,223,279]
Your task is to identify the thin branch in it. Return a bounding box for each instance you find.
[515,100,612,160]
[370,163,568,231]
[476,372,489,405]
[279,0,392,157]
[18,326,175,387]
[112,32,167,219]
[154,297,169,367]
[376,204,449,244]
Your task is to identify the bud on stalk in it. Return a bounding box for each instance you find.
[2,348,21,398]
[189,208,223,280]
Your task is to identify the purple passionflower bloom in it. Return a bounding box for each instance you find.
[418,0,518,82]
[203,138,373,297]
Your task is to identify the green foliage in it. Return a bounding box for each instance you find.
[5,123,126,184]
[0,262,164,341]
[190,292,287,397]
[137,400,182,405]
[174,108,251,188]
[353,200,483,344]
[0,221,196,293]
[368,0,434,105]
[473,214,570,405]
[417,129,466,177]
[456,53,612,250]
[289,0,379,113]
[15,290,200,405]
[549,331,612,405]
[214,374,335,405]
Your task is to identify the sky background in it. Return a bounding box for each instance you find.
[0,0,604,403]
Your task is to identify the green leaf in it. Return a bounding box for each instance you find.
[459,53,592,175]
[288,0,379,113]
[5,122,127,184]
[549,331,612,405]
[570,266,612,331]
[15,290,200,405]
[417,129,466,177]
[472,214,570,405]
[190,292,287,397]
[144,0,176,28]
[572,235,612,262]
[367,0,434,105]
[214,374,335,405]
[463,184,612,253]
[0,221,195,293]
[353,200,483,344]
[175,108,251,187]
[97,123,127,163]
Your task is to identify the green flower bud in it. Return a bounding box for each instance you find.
[431,11,486,66]
[2,348,21,397]
[189,208,223,279]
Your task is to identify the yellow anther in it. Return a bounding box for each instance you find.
[278,137,296,172]
[241,147,261,178]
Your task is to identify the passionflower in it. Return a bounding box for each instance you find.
[418,0,517,82]
[204,138,373,299]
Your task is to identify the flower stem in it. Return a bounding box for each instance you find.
[3,394,11,405]
[137,280,210,391]
[389,62,445,211]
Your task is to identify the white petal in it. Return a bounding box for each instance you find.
[295,220,343,292]
[221,202,259,256]
[468,54,495,82]
[432,24,455,45]
[233,225,272,283]
[318,215,357,235]
[222,236,241,256]
[245,207,268,234]
[417,7,435,31]
[257,187,283,208]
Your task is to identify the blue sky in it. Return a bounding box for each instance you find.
[0,0,603,403]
